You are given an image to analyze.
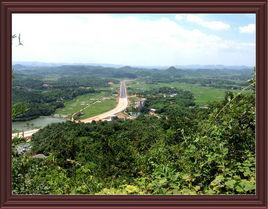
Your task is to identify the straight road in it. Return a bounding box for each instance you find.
[120,81,127,98]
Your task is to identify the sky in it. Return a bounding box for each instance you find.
[12,13,255,67]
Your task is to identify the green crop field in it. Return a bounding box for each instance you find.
[55,93,103,118]
[79,98,117,119]
[127,80,228,105]
[55,90,117,119]
[159,82,227,104]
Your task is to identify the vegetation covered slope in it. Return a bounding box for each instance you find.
[12,75,104,121]
[12,85,255,194]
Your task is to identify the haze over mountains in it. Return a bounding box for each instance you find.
[13,61,253,71]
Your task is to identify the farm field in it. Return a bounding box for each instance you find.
[79,98,117,119]
[55,89,117,119]
[128,80,229,105]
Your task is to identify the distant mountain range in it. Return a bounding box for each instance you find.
[12,61,253,71]
[173,65,253,70]
[12,61,123,68]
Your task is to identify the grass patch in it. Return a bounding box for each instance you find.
[55,93,103,118]
[55,88,117,118]
[79,98,117,119]
[160,83,226,104]
[127,80,228,105]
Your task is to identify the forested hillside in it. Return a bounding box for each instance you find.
[12,72,113,121]
[12,70,255,194]
[11,12,256,195]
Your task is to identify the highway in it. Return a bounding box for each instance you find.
[120,81,127,98]
[80,81,128,123]
[12,81,128,139]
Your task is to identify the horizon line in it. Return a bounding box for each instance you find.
[12,61,255,68]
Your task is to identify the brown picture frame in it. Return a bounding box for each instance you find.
[0,0,267,209]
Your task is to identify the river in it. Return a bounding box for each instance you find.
[12,116,67,133]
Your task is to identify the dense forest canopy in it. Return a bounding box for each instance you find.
[12,64,255,195]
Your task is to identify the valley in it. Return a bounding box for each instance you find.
[12,64,256,195]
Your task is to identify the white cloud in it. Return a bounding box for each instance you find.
[175,14,230,31]
[12,14,254,66]
[239,23,255,33]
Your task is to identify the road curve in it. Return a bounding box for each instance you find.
[80,81,128,123]
[12,81,128,139]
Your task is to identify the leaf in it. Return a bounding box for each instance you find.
[225,179,236,189]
